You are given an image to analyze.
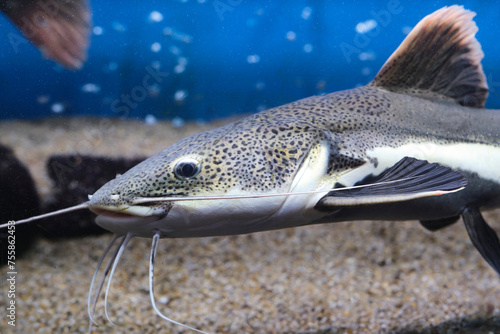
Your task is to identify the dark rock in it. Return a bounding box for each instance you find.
[41,155,145,238]
[0,144,41,265]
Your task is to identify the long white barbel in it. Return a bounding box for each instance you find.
[0,203,90,228]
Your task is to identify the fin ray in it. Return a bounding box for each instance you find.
[318,157,467,207]
[370,5,488,107]
[462,208,500,275]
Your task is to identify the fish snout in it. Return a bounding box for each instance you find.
[87,188,171,237]
[87,181,170,218]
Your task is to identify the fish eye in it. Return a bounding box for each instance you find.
[174,158,201,179]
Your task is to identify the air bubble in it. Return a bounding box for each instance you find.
[81,83,101,93]
[174,90,188,102]
[51,103,64,114]
[93,26,104,35]
[355,19,377,34]
[112,21,126,32]
[301,7,312,20]
[247,55,260,64]
[359,52,375,61]
[172,117,185,128]
[151,42,162,53]
[37,95,49,104]
[149,11,164,23]
[145,114,157,125]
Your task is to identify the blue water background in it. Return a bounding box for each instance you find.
[1,0,499,121]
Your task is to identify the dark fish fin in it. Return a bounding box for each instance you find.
[369,5,488,108]
[462,207,500,275]
[318,157,466,207]
[420,216,460,231]
[1,0,91,69]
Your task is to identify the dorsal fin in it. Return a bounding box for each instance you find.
[370,6,488,108]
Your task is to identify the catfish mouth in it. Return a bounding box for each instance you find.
[90,206,167,224]
[90,205,169,237]
[90,207,140,219]
[89,202,170,218]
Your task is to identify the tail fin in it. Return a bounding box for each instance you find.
[1,0,91,69]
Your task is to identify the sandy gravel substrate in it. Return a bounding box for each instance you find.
[0,117,499,334]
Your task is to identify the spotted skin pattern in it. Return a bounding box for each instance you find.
[91,87,389,207]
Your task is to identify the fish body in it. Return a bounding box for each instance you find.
[91,86,500,237]
[89,6,500,247]
[87,6,500,276]
[90,86,499,237]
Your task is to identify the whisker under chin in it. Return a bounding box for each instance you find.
[86,232,208,333]
[149,232,209,334]
[104,233,134,326]
[88,233,121,328]
[87,233,133,332]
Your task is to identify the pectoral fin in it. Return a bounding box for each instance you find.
[318,157,466,207]
[462,207,500,275]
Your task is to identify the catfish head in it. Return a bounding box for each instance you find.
[87,117,341,238]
